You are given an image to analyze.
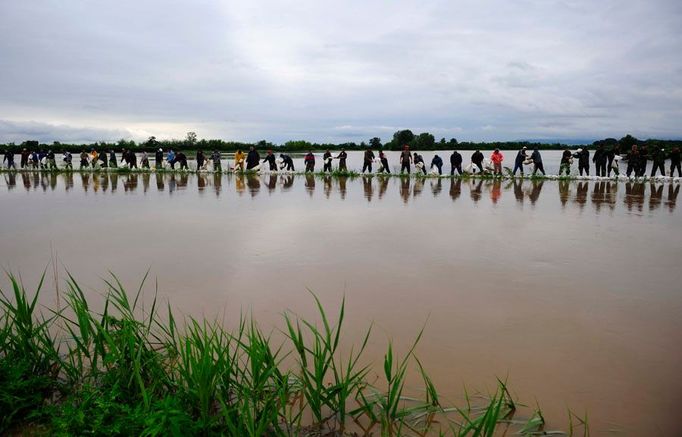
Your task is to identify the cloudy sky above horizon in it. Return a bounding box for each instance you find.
[1,0,681,144]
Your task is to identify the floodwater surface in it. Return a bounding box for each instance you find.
[1,172,681,435]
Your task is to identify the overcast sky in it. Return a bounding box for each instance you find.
[1,0,681,144]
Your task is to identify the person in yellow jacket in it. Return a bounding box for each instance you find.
[90,149,99,169]
[234,149,245,171]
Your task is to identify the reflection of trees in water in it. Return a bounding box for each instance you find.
[0,172,678,213]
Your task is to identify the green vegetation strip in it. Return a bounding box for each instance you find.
[0,272,588,436]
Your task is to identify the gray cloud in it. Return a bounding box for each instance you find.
[0,0,681,144]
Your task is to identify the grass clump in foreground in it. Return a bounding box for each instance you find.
[0,272,585,436]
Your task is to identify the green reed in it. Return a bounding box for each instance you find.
[0,271,574,435]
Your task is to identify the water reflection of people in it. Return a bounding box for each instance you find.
[362,176,373,201]
[110,173,118,192]
[469,179,483,203]
[400,176,410,204]
[267,174,278,194]
[449,179,461,202]
[512,179,524,204]
[81,173,90,193]
[304,173,315,196]
[558,180,570,206]
[281,174,294,191]
[124,174,138,192]
[591,181,605,212]
[323,175,332,198]
[5,173,16,190]
[624,182,645,212]
[430,178,442,197]
[198,174,207,192]
[337,175,347,199]
[574,182,588,210]
[235,173,245,196]
[413,177,424,198]
[490,180,502,204]
[528,179,543,205]
[666,184,679,212]
[213,172,222,197]
[649,183,663,211]
[21,172,30,191]
[378,175,389,199]
[246,173,260,197]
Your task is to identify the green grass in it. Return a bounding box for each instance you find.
[0,271,575,436]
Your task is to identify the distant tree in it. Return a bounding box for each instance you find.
[186,131,197,147]
[369,137,382,148]
[619,134,639,149]
[146,136,158,148]
[414,132,435,149]
[448,138,458,147]
[392,130,415,147]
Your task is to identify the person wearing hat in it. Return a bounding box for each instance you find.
[513,146,527,176]
[560,149,573,176]
[3,149,16,169]
[246,146,260,170]
[530,147,545,175]
[362,147,375,173]
[471,149,484,173]
[196,150,205,170]
[167,149,176,169]
[304,150,315,172]
[413,152,426,174]
[573,147,589,176]
[263,149,277,171]
[430,154,443,175]
[323,149,333,172]
[336,148,347,171]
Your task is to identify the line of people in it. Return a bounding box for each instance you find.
[4,144,681,178]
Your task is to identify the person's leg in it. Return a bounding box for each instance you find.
[674,162,682,177]
[475,163,483,173]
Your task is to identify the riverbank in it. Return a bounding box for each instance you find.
[1,166,680,184]
[0,273,583,436]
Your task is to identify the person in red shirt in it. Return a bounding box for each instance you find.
[490,149,504,175]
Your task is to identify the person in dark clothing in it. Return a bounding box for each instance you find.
[211,150,222,171]
[279,153,294,171]
[3,150,16,169]
[99,151,108,168]
[174,152,188,170]
[263,150,277,171]
[592,145,607,177]
[63,151,72,169]
[626,146,639,177]
[126,150,138,169]
[246,146,260,170]
[400,145,412,174]
[637,145,648,177]
[323,150,333,172]
[560,150,572,176]
[304,151,315,172]
[79,151,88,169]
[379,150,390,173]
[362,148,375,173]
[47,150,57,170]
[109,150,118,168]
[431,155,443,175]
[573,148,589,176]
[450,150,462,175]
[413,152,426,174]
[650,148,666,177]
[512,147,527,176]
[670,147,681,177]
[196,150,205,170]
[530,148,545,175]
[155,148,164,170]
[336,149,347,171]
[20,149,30,168]
[141,151,150,168]
[471,150,484,173]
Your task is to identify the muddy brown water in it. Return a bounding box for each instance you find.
[1,172,681,435]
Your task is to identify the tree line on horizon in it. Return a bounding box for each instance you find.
[2,130,680,154]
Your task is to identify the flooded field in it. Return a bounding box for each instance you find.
[1,171,681,435]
